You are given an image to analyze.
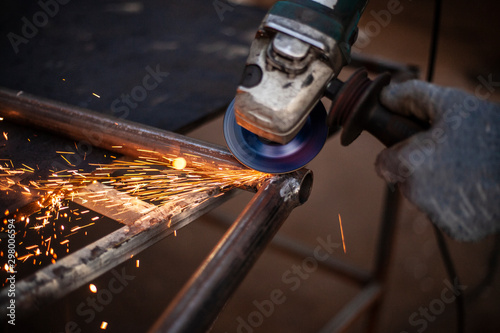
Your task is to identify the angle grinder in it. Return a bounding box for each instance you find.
[224,68,429,173]
[223,0,428,173]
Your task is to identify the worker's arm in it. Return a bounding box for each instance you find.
[375,80,500,241]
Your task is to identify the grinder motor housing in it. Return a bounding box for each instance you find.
[233,0,368,144]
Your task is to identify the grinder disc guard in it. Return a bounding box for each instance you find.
[224,99,328,173]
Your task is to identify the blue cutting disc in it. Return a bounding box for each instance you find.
[224,99,328,174]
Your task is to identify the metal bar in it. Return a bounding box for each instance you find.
[0,87,269,317]
[204,212,372,285]
[0,87,255,182]
[267,232,372,286]
[316,186,400,333]
[0,187,237,318]
[149,169,314,333]
[317,283,382,333]
[73,181,157,225]
[365,186,401,333]
[373,186,400,282]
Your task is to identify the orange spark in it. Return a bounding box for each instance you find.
[100,321,108,329]
[338,214,346,254]
[21,163,34,172]
[60,155,74,166]
[2,132,7,140]
[89,284,97,293]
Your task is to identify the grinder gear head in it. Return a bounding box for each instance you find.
[233,0,367,144]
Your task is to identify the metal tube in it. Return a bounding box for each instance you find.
[0,187,236,318]
[317,282,382,333]
[204,212,372,285]
[0,86,268,316]
[149,169,313,333]
[0,87,255,184]
[366,186,401,333]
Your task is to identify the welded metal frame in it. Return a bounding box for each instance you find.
[0,89,313,324]
[0,84,398,333]
[151,169,313,333]
[195,186,399,333]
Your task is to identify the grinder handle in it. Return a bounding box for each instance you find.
[327,69,430,147]
[362,102,430,147]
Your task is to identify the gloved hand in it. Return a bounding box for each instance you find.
[375,80,500,242]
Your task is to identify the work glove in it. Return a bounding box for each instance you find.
[375,80,500,242]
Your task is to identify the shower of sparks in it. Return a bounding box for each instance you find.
[34,155,268,209]
[0,151,269,283]
[60,155,74,166]
[338,214,346,254]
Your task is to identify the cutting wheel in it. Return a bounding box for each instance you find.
[224,99,328,173]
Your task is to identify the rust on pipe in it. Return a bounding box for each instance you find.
[150,169,313,333]
[0,87,257,186]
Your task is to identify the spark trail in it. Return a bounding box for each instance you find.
[1,153,269,281]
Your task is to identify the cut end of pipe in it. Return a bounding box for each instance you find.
[298,171,313,204]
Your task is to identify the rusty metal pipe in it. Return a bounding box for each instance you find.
[0,87,256,186]
[204,212,372,285]
[0,187,237,318]
[0,87,315,329]
[0,86,272,317]
[150,169,313,333]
